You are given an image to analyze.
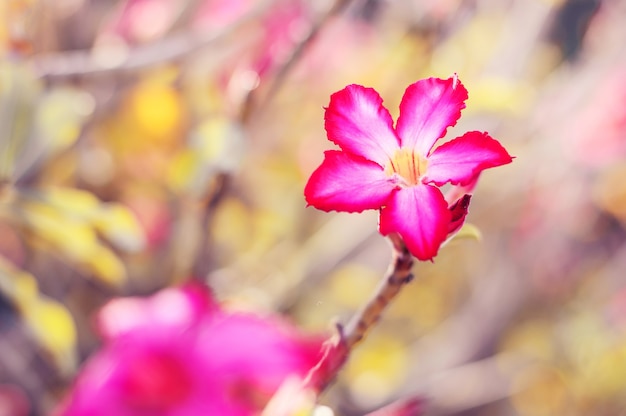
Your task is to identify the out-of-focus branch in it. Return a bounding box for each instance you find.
[168,0,208,33]
[356,353,532,415]
[422,353,533,415]
[264,0,354,98]
[32,0,277,79]
[188,173,231,280]
[240,0,356,122]
[193,0,357,279]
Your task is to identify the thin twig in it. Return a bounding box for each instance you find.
[305,233,415,392]
[190,173,231,280]
[264,0,354,99]
[343,233,414,348]
[240,0,356,121]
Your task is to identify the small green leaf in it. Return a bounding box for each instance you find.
[442,222,482,248]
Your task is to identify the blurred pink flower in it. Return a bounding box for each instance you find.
[100,0,180,44]
[193,0,257,31]
[57,283,323,416]
[0,383,30,416]
[195,0,310,78]
[566,69,626,168]
[305,76,513,260]
[251,1,310,78]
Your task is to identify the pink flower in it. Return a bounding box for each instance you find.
[57,284,323,416]
[305,76,513,261]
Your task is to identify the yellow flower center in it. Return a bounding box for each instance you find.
[385,148,429,186]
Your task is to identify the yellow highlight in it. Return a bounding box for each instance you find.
[43,187,100,216]
[129,82,183,142]
[385,148,428,186]
[87,245,126,287]
[345,335,408,409]
[93,204,145,253]
[0,259,77,374]
[512,364,570,415]
[25,297,78,374]
[18,196,129,287]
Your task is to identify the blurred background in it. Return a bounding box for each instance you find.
[1,0,626,414]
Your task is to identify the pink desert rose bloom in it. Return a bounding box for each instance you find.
[304,76,513,260]
[56,284,323,416]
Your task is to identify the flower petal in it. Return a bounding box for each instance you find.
[396,76,468,156]
[447,194,471,234]
[443,174,480,205]
[379,185,451,261]
[424,131,514,186]
[305,150,398,213]
[325,85,400,166]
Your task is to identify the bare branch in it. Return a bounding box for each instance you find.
[343,233,414,348]
[304,234,415,392]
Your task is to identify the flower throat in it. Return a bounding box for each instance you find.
[385,148,429,186]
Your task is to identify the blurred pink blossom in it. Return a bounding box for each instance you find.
[193,0,258,31]
[57,283,323,416]
[566,69,626,168]
[0,383,30,416]
[196,0,310,79]
[100,0,181,44]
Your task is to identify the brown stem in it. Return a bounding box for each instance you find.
[343,233,414,349]
[306,233,415,392]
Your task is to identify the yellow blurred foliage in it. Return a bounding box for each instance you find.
[100,69,186,178]
[168,116,244,196]
[430,12,505,77]
[344,335,408,409]
[511,364,570,416]
[0,63,92,187]
[212,197,254,253]
[389,262,465,331]
[35,87,95,153]
[131,84,181,138]
[86,245,126,286]
[127,70,185,145]
[19,200,101,259]
[593,162,626,224]
[20,201,126,286]
[0,258,77,374]
[0,62,40,180]
[41,187,100,216]
[500,320,556,362]
[92,204,145,253]
[24,297,77,375]
[575,343,626,400]
[469,78,535,115]
[393,280,448,330]
[167,149,201,192]
[562,309,626,402]
[8,187,145,287]
[327,263,379,309]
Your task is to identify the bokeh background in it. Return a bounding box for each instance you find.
[2,0,626,414]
